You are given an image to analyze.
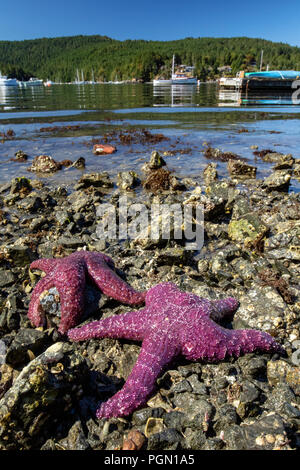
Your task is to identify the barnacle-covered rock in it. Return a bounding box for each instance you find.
[233,285,286,335]
[267,360,300,395]
[117,171,140,191]
[262,171,291,192]
[228,213,269,249]
[28,155,61,173]
[227,159,257,179]
[0,342,88,450]
[223,413,291,450]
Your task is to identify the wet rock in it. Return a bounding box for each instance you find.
[13,150,28,162]
[147,428,182,450]
[227,159,256,179]
[203,438,225,450]
[262,171,291,192]
[0,292,22,332]
[233,285,286,334]
[257,151,293,164]
[0,270,14,288]
[267,360,300,395]
[265,227,300,261]
[132,407,165,426]
[214,404,239,434]
[142,151,166,171]
[236,380,261,419]
[182,427,207,449]
[154,247,188,266]
[237,356,267,379]
[28,155,61,173]
[223,413,291,450]
[5,328,50,366]
[264,383,296,414]
[3,245,36,267]
[185,180,237,221]
[17,195,44,212]
[58,421,90,450]
[9,177,32,196]
[117,171,140,191]
[228,213,269,249]
[273,154,295,170]
[0,364,16,400]
[0,342,88,450]
[204,147,242,162]
[75,172,113,190]
[71,157,86,169]
[203,163,218,185]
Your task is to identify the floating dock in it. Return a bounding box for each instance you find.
[219,71,300,91]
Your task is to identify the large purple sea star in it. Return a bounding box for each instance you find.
[28,251,145,334]
[68,282,283,418]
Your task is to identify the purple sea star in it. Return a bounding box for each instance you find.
[28,251,145,334]
[68,282,283,418]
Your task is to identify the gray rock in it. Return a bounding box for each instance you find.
[0,342,88,450]
[5,328,50,366]
[147,428,182,450]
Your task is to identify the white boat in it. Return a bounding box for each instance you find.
[19,77,43,87]
[0,73,18,86]
[171,55,197,85]
[153,79,172,86]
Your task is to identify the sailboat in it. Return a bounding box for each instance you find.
[171,55,198,85]
[153,55,198,85]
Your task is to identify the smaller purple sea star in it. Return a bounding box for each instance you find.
[28,251,145,334]
[68,282,283,418]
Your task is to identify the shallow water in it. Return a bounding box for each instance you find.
[0,83,300,192]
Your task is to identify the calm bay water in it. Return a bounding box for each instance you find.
[0,83,300,191]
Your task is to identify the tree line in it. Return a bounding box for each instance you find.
[0,35,300,82]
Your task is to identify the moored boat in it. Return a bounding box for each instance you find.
[0,73,18,87]
[153,79,172,86]
[171,55,197,85]
[19,77,43,87]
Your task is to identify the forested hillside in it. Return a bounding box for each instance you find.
[1,35,300,82]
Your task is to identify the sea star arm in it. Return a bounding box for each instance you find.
[30,258,58,274]
[27,276,57,327]
[85,256,145,306]
[53,266,87,334]
[225,328,284,357]
[68,308,147,342]
[95,332,180,418]
[209,297,239,322]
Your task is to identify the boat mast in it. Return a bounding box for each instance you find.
[260,50,264,72]
[172,55,175,77]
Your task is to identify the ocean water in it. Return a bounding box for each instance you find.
[0,82,299,192]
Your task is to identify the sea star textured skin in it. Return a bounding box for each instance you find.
[68,282,283,418]
[28,251,145,334]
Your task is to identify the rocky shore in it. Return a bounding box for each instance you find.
[0,147,299,451]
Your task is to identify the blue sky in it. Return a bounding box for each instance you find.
[1,0,300,46]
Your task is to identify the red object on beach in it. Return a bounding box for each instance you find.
[93,144,116,155]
